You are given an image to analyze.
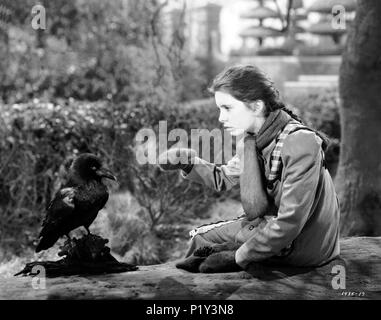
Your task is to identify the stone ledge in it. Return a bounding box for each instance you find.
[1,237,380,300]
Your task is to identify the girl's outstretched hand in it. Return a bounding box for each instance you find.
[158,148,196,172]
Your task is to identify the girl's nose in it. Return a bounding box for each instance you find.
[218,109,227,123]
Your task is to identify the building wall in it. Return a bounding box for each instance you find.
[185,3,222,57]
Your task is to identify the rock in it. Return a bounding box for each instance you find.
[14,234,138,278]
[1,237,380,300]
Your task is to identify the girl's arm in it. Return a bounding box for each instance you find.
[235,130,323,268]
[181,154,241,192]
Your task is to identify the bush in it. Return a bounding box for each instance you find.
[0,98,226,261]
[0,0,224,266]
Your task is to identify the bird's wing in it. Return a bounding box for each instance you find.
[39,187,76,237]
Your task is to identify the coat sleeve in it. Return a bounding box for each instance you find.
[235,130,323,268]
[181,155,241,192]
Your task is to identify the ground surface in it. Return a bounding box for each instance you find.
[1,237,380,300]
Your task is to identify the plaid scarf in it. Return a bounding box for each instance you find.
[267,119,330,186]
[240,109,292,220]
[268,120,304,183]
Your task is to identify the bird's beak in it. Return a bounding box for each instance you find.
[96,168,117,181]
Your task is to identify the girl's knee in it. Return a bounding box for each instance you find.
[185,235,211,257]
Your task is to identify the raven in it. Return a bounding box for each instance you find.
[35,153,117,253]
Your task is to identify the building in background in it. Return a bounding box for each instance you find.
[165,0,357,99]
[185,2,222,58]
[165,1,223,59]
[166,0,357,58]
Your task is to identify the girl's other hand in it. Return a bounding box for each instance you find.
[225,156,241,175]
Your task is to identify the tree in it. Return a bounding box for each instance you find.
[336,0,381,236]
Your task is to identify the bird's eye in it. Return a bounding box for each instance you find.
[91,166,97,171]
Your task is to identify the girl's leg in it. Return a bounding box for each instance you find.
[177,216,266,272]
[186,215,267,256]
[177,219,245,272]
[185,218,247,257]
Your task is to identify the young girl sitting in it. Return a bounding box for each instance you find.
[159,65,340,273]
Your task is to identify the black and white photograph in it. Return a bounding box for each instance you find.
[0,0,380,306]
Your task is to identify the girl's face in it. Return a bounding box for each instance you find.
[215,91,265,136]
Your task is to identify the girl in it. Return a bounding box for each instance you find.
[159,65,340,273]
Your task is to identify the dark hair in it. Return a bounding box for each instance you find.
[208,65,303,122]
[209,65,331,151]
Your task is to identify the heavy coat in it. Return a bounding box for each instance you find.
[182,130,340,268]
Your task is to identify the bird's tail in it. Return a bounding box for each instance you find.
[35,235,60,253]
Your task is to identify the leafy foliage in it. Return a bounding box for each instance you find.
[0,0,207,104]
[0,0,219,265]
[0,98,223,260]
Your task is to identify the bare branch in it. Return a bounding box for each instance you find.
[273,0,285,28]
[284,0,294,32]
[150,0,169,86]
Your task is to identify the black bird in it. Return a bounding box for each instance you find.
[35,153,117,253]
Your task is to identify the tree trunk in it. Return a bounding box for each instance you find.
[336,0,381,236]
